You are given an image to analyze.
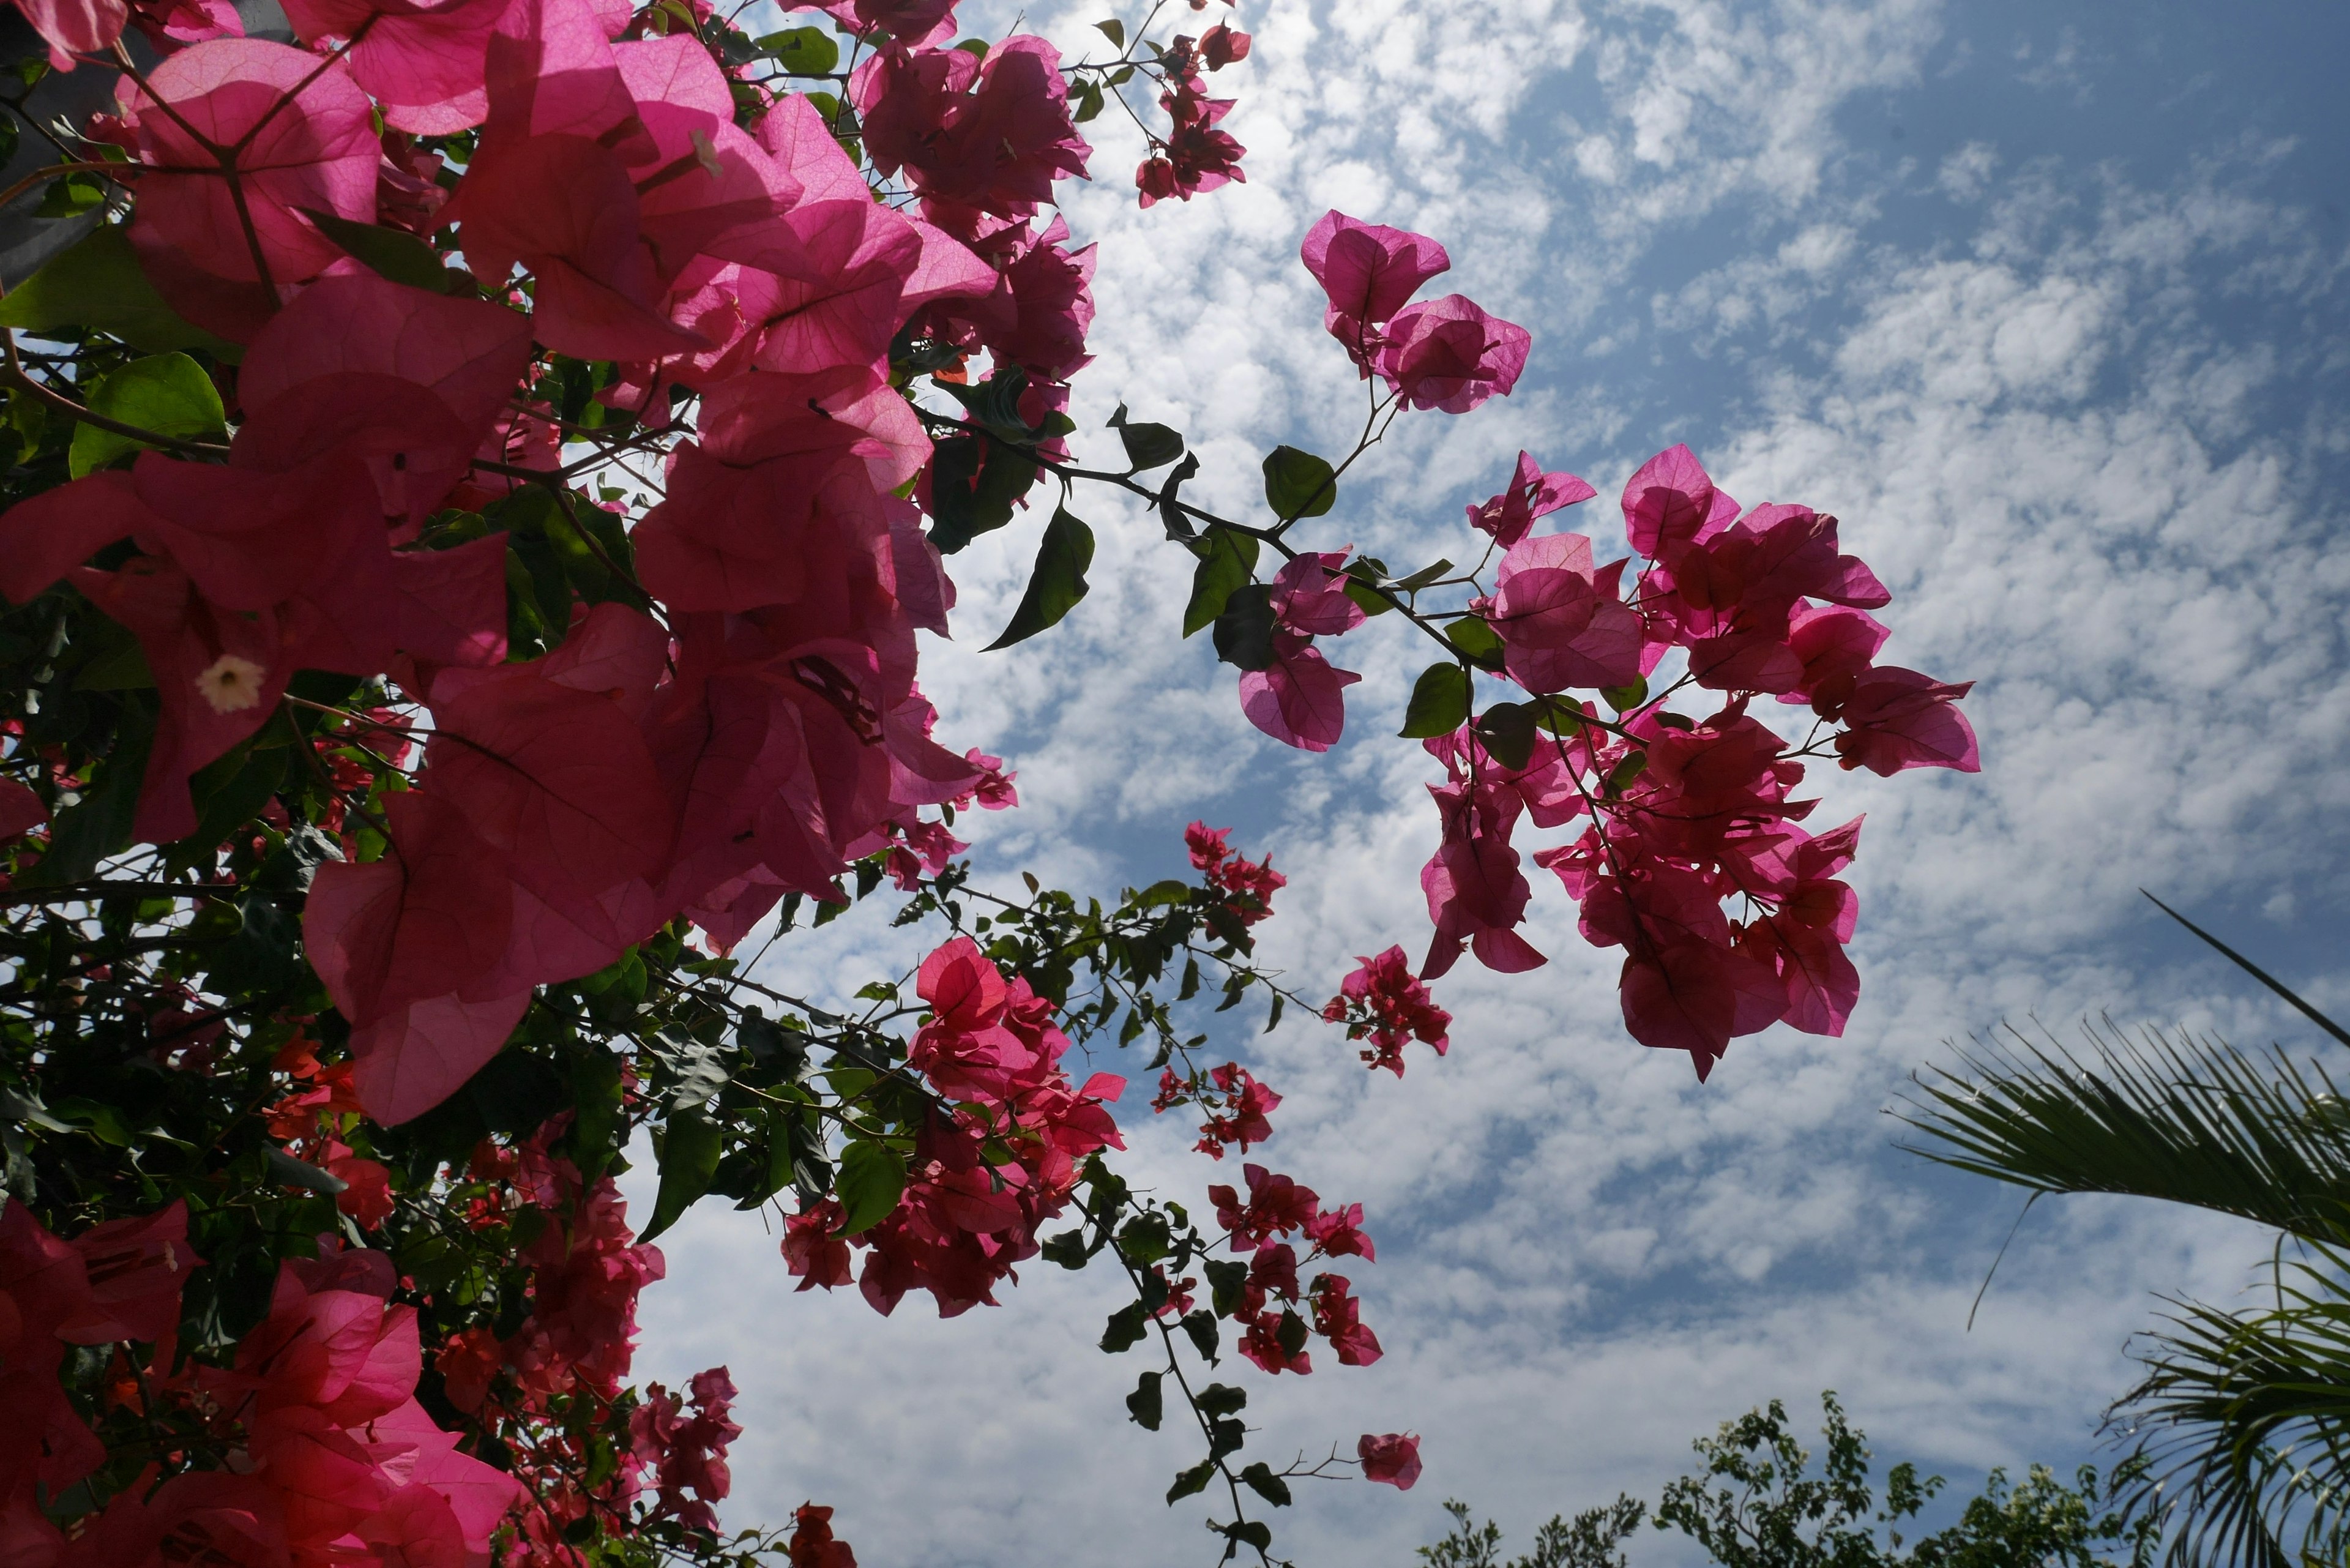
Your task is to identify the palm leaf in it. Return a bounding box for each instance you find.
[1893,1020,2350,1245]
[2108,1244,2350,1567]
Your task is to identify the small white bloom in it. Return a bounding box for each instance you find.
[195,654,267,714]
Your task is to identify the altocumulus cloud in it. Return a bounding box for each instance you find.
[627,1,2350,1562]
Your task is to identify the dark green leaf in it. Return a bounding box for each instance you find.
[1100,1300,1150,1353]
[1166,1460,1217,1505]
[0,223,237,354]
[1041,1228,1091,1269]
[1239,1463,1292,1507]
[925,433,1037,553]
[1127,1369,1163,1429]
[1204,1258,1247,1317]
[1211,583,1275,671]
[1183,525,1259,637]
[1094,17,1124,47]
[640,1107,723,1242]
[1605,749,1649,794]
[1180,1309,1219,1362]
[985,506,1094,649]
[1398,662,1472,737]
[753,23,839,73]
[1261,445,1337,520]
[1447,614,1508,670]
[1072,78,1105,122]
[20,698,154,887]
[833,1139,906,1236]
[1209,1416,1246,1460]
[1600,675,1648,712]
[1225,1519,1274,1551]
[1116,419,1184,472]
[1195,1382,1247,1417]
[266,1147,348,1195]
[1474,701,1539,770]
[69,353,226,476]
[1390,558,1455,592]
[300,208,457,294]
[1157,451,1202,540]
[566,1049,625,1183]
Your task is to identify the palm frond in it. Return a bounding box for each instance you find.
[2108,1245,2350,1567]
[1893,1020,2350,1245]
[2144,890,2350,1053]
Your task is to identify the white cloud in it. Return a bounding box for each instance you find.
[627,4,2350,1564]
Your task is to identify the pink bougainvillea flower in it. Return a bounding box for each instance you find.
[1468,450,1596,550]
[1238,630,1360,753]
[1419,782,1544,979]
[59,1199,202,1343]
[1322,946,1451,1077]
[0,778,47,840]
[119,39,379,288]
[854,37,1089,220]
[1372,294,1531,413]
[1617,936,1786,1081]
[1358,1432,1422,1490]
[443,134,710,360]
[1621,443,1740,559]
[14,0,128,68]
[1831,666,1980,775]
[1300,210,1449,367]
[1267,550,1364,637]
[789,0,955,42]
[1486,532,1643,694]
[1780,602,1892,712]
[278,0,508,133]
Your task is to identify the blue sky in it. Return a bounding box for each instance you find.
[624,1,2350,1561]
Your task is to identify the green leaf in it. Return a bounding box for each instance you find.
[1182,525,1259,637]
[925,433,1037,553]
[1474,701,1540,770]
[1072,78,1105,122]
[1389,557,1455,592]
[300,208,457,294]
[1126,1369,1163,1429]
[833,1139,906,1236]
[1600,675,1648,712]
[1225,1519,1275,1551]
[1239,1463,1292,1507]
[1210,583,1276,671]
[753,24,839,73]
[1180,1309,1219,1362]
[1605,749,1649,794]
[985,506,1094,650]
[1261,445,1336,520]
[1156,451,1202,540]
[69,352,226,477]
[1446,613,1508,671]
[1398,662,1472,738]
[1094,17,1124,47]
[1195,1382,1247,1417]
[0,223,236,354]
[1166,1460,1217,1505]
[1114,417,1184,472]
[1100,1299,1150,1353]
[566,1048,626,1183]
[35,170,103,220]
[639,1105,723,1242]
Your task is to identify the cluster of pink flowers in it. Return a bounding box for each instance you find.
[628,1367,742,1534]
[782,936,1126,1316]
[0,0,1170,1130]
[1184,819,1289,925]
[1322,945,1453,1077]
[1154,1059,1280,1157]
[1205,1164,1379,1376]
[1232,214,1977,1079]
[1,1200,521,1568]
[1136,6,1250,206]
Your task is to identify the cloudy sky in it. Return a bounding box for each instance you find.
[625,1,2350,1562]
